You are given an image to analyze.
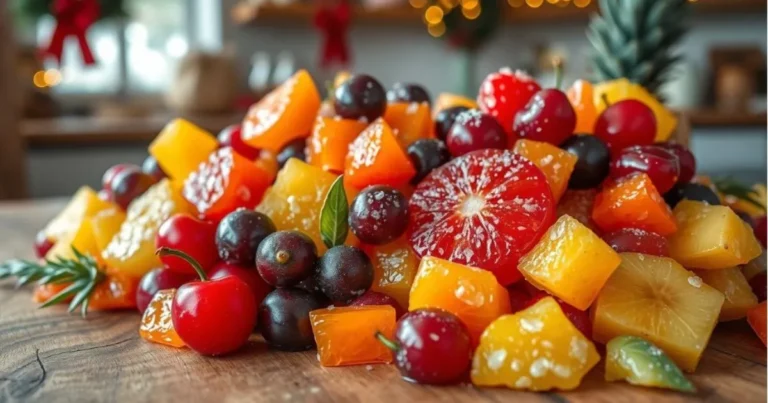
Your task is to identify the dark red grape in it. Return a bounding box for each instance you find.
[610,145,680,194]
[111,169,155,210]
[102,163,140,193]
[34,230,54,259]
[602,228,669,257]
[560,135,610,189]
[218,124,261,160]
[136,267,195,314]
[387,83,431,105]
[256,231,317,287]
[593,99,656,155]
[407,139,451,185]
[276,138,307,168]
[660,142,696,184]
[259,288,325,351]
[434,106,469,141]
[348,186,409,245]
[215,209,276,266]
[513,89,576,146]
[350,290,405,318]
[445,109,507,157]
[141,155,167,183]
[664,183,721,208]
[754,216,767,248]
[333,74,387,122]
[316,245,373,304]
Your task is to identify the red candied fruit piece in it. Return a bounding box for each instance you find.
[602,228,670,257]
[408,149,555,286]
[477,68,541,138]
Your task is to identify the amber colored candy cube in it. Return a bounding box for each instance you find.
[747,301,767,346]
[306,116,367,174]
[668,200,762,270]
[140,289,185,348]
[513,139,578,202]
[310,305,396,367]
[471,297,600,391]
[592,253,724,372]
[695,268,757,321]
[149,119,219,181]
[90,207,127,253]
[384,102,433,148]
[43,186,113,243]
[364,235,421,309]
[242,69,320,153]
[566,79,598,134]
[345,118,416,189]
[592,173,677,236]
[433,93,478,116]
[409,257,511,344]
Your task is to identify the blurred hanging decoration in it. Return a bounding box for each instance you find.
[313,0,352,68]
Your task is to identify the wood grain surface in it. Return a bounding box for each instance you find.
[0,200,766,403]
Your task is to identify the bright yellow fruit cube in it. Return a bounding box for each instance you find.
[471,297,600,391]
[43,186,112,242]
[518,215,621,310]
[148,119,219,181]
[90,207,126,253]
[45,219,101,263]
[695,268,757,322]
[669,200,762,269]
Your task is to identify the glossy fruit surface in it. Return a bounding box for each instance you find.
[407,139,451,185]
[592,173,677,236]
[349,186,409,245]
[593,99,656,155]
[434,106,469,141]
[659,143,696,184]
[110,169,155,210]
[215,209,276,266]
[477,68,541,137]
[513,139,578,202]
[259,288,325,351]
[141,155,167,183]
[664,183,721,208]
[217,124,261,160]
[89,206,126,253]
[136,267,195,314]
[350,290,405,318]
[43,186,115,244]
[566,79,598,134]
[34,231,55,259]
[383,101,432,148]
[316,245,374,304]
[513,89,576,146]
[345,118,416,189]
[209,261,272,309]
[747,301,767,346]
[312,305,397,367]
[102,163,140,192]
[593,79,678,142]
[334,74,387,122]
[445,109,507,157]
[610,145,680,194]
[409,149,555,285]
[156,213,218,274]
[695,267,758,322]
[523,294,592,339]
[602,228,670,257]
[364,235,420,309]
[256,230,317,287]
[306,116,367,174]
[605,336,695,393]
[560,135,610,189]
[149,118,219,181]
[387,82,431,105]
[276,138,307,168]
[139,289,185,348]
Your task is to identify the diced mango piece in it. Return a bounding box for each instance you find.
[364,236,420,309]
[140,289,185,348]
[90,207,126,253]
[310,305,396,367]
[43,186,113,242]
[695,268,757,321]
[747,301,767,346]
[306,116,367,174]
[513,139,578,202]
[592,173,677,236]
[669,200,762,270]
[345,118,416,189]
[149,119,219,181]
[433,93,477,117]
[592,253,725,372]
[409,257,511,344]
[518,215,621,310]
[471,297,600,391]
[384,102,433,148]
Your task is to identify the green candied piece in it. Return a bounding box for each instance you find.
[605,335,696,393]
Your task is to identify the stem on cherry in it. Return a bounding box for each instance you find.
[602,93,611,108]
[553,57,564,90]
[375,331,400,352]
[156,247,208,281]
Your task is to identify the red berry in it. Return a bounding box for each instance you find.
[593,99,656,155]
[350,290,405,318]
[513,89,576,146]
[256,231,317,287]
[754,216,767,248]
[156,213,218,275]
[524,294,591,339]
[136,267,195,314]
[218,124,261,160]
[142,155,167,183]
[602,228,670,257]
[377,308,472,384]
[209,261,272,308]
[334,74,387,122]
[445,109,508,157]
[610,145,680,194]
[409,149,555,285]
[102,163,139,192]
[660,142,697,184]
[349,186,409,245]
[110,169,155,210]
[34,230,54,259]
[477,68,541,137]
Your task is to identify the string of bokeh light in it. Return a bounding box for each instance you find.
[32,69,63,88]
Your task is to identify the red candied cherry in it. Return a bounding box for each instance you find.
[349,186,409,245]
[102,163,139,192]
[445,109,508,157]
[215,209,276,266]
[218,124,261,160]
[561,135,611,190]
[610,145,680,194]
[259,288,325,351]
[593,99,656,155]
[602,228,669,257]
[664,183,721,208]
[334,74,387,122]
[512,62,576,146]
[156,213,218,275]
[659,142,697,184]
[523,294,591,339]
[434,106,469,141]
[141,155,167,183]
[33,230,54,259]
[387,83,431,105]
[749,271,766,302]
[160,247,257,356]
[209,261,272,309]
[276,138,307,168]
[110,169,155,210]
[376,308,472,384]
[407,139,451,185]
[350,290,405,318]
[136,267,195,314]
[754,215,767,248]
[316,245,374,304]
[256,230,317,287]
[477,68,541,137]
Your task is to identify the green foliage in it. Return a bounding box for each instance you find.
[442,0,501,51]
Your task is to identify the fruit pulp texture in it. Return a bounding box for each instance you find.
[310,305,396,367]
[695,268,757,321]
[408,257,511,345]
[591,253,724,372]
[668,200,763,270]
[33,274,139,311]
[241,69,320,153]
[140,289,185,348]
[384,102,433,148]
[513,139,577,202]
[345,118,416,189]
[471,297,600,391]
[592,173,677,236]
[747,301,767,346]
[43,186,113,243]
[148,119,219,181]
[306,116,367,173]
[566,79,598,134]
[518,215,621,311]
[364,235,420,309]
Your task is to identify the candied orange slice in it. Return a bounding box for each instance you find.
[592,174,677,236]
[306,116,367,174]
[345,118,416,189]
[140,289,185,348]
[384,102,433,148]
[513,139,577,202]
[310,305,396,367]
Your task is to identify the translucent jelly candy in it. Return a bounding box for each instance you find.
[566,79,598,134]
[90,207,126,253]
[605,336,695,393]
[513,139,577,202]
[592,173,677,236]
[140,289,185,348]
[306,116,367,174]
[345,118,416,189]
[747,301,767,346]
[471,297,599,391]
[149,119,219,181]
[384,102,433,148]
[364,235,420,310]
[409,257,511,344]
[695,267,758,321]
[518,215,621,311]
[310,305,396,367]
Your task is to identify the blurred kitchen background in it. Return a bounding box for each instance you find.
[4,0,767,198]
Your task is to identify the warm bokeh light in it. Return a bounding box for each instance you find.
[427,21,446,37]
[461,0,479,10]
[43,69,63,87]
[507,0,525,7]
[424,5,444,25]
[525,0,544,8]
[573,0,591,7]
[462,5,481,19]
[556,0,570,7]
[410,0,428,8]
[546,0,558,3]
[32,71,46,88]
[438,0,459,10]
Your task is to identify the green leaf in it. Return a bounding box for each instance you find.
[319,175,349,249]
[606,335,695,393]
[714,177,766,212]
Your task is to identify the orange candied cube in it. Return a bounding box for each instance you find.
[747,301,767,346]
[513,139,577,202]
[566,79,598,134]
[592,173,677,236]
[306,116,368,174]
[384,102,433,148]
[345,118,416,189]
[310,305,396,367]
[140,289,185,348]
[183,147,271,222]
[433,93,478,117]
[242,69,320,153]
[149,119,219,181]
[34,274,139,311]
[364,235,421,309]
[409,257,511,344]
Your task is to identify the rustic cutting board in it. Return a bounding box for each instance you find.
[0,200,765,402]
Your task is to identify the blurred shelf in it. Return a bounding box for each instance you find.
[687,110,767,128]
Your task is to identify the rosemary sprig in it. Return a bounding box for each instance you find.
[713,177,766,212]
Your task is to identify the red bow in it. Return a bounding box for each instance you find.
[42,0,101,66]
[313,0,351,68]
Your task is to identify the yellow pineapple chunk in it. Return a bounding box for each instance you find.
[592,253,725,372]
[45,219,101,262]
[43,186,112,242]
[148,119,219,181]
[90,207,126,253]
[669,200,762,269]
[695,268,757,322]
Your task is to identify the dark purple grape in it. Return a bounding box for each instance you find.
[276,138,307,168]
[216,209,276,266]
[256,231,317,287]
[349,186,409,245]
[387,83,431,105]
[102,163,140,192]
[407,139,451,185]
[445,109,507,157]
[560,134,610,189]
[142,155,167,183]
[316,245,373,303]
[333,74,387,122]
[664,183,721,208]
[258,288,325,351]
[111,169,155,210]
[434,106,469,141]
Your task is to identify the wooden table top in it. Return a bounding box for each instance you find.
[0,199,766,402]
